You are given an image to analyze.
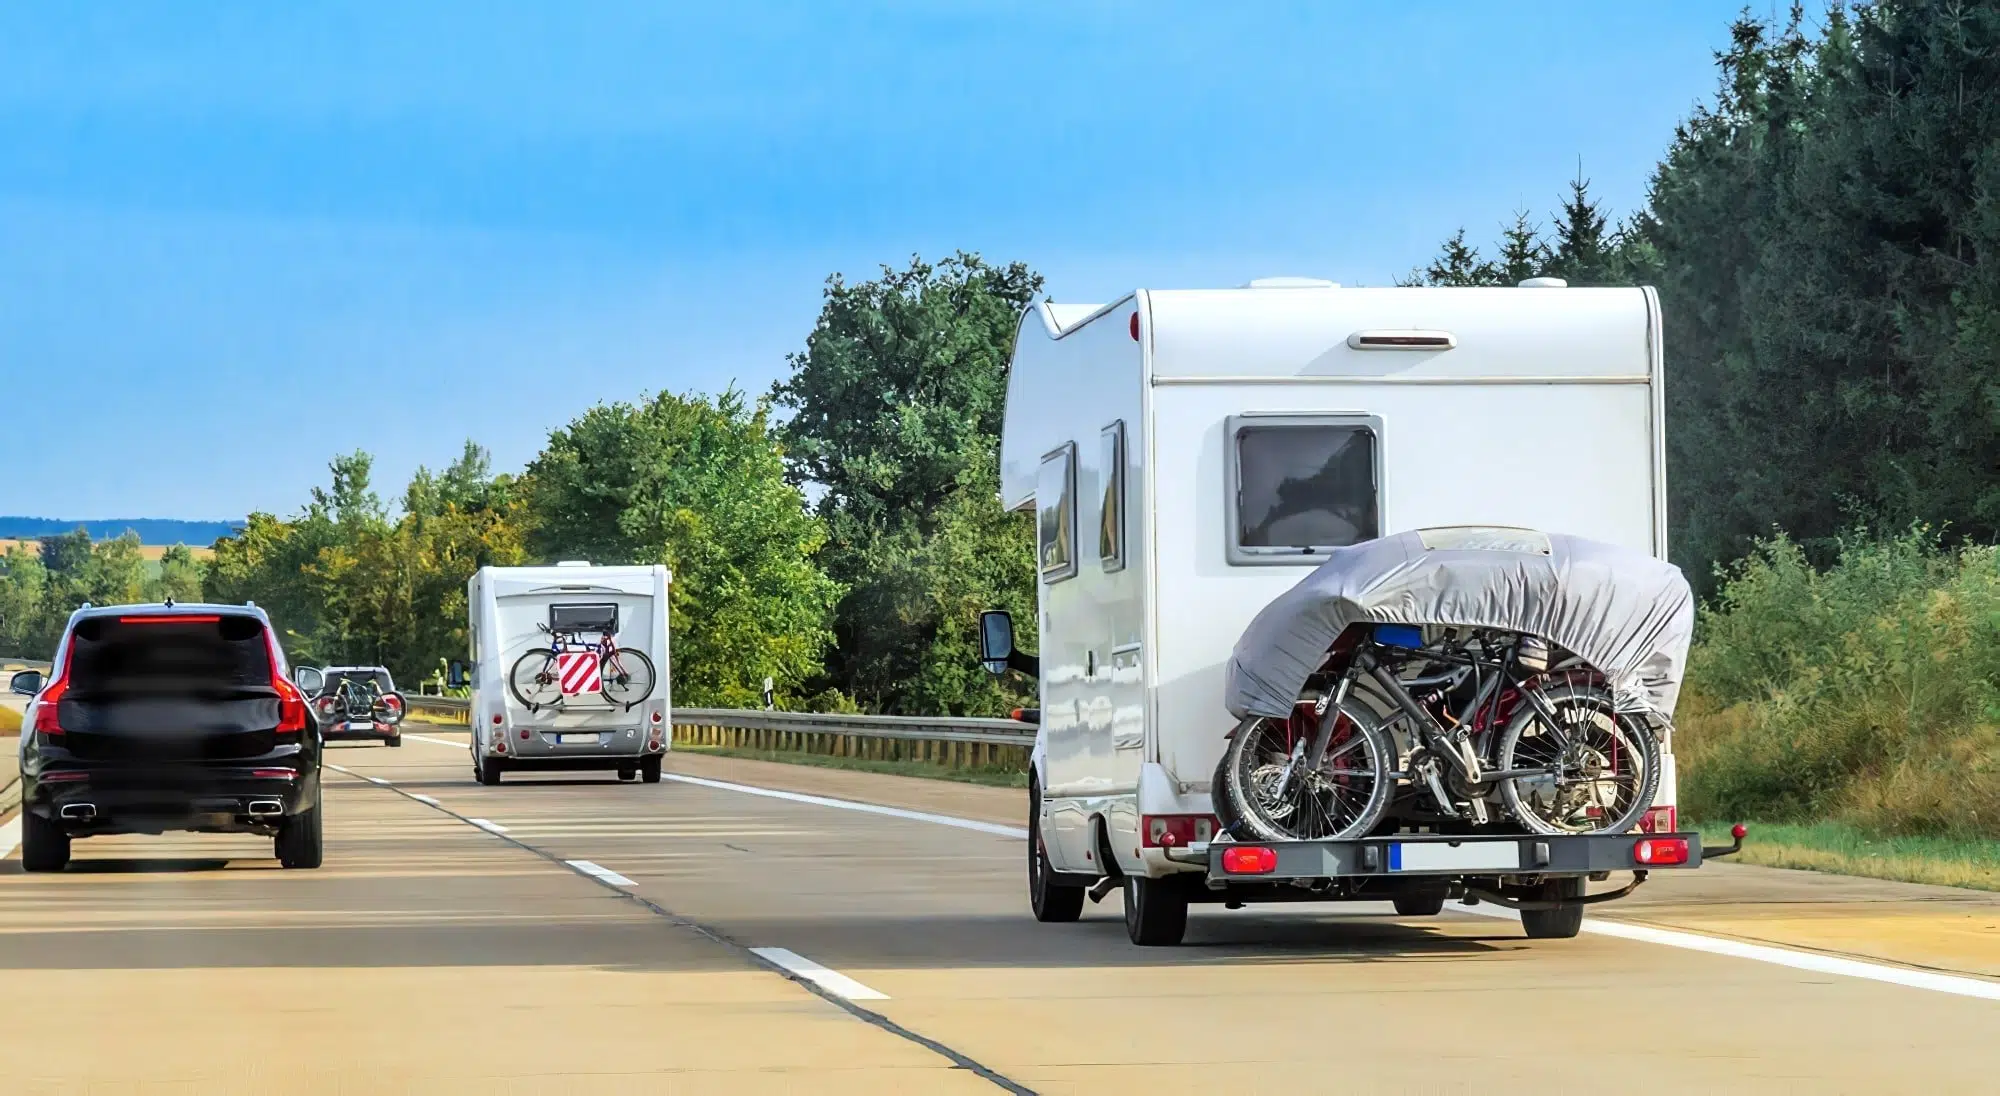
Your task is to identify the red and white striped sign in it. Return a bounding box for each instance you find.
[557,650,601,695]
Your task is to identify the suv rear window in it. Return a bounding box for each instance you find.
[325,669,394,693]
[66,613,273,693]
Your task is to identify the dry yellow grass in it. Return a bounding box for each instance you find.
[0,705,20,735]
[0,538,214,561]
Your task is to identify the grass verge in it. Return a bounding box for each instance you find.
[1692,818,2000,893]
[676,744,1028,789]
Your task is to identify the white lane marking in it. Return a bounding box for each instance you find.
[467,818,509,834]
[405,733,468,749]
[566,859,636,887]
[366,776,391,786]
[658,773,1029,840]
[751,947,889,1001]
[409,794,440,806]
[327,764,353,774]
[1456,902,2000,1002]
[0,815,20,860]
[410,716,2000,1004]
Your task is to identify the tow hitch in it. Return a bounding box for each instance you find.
[1702,823,1748,860]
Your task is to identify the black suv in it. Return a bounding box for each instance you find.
[8,602,324,872]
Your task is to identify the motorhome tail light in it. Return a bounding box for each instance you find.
[1346,330,1456,351]
[650,710,663,724]
[494,739,507,753]
[1128,312,1140,341]
[1638,805,1678,834]
[1142,815,1218,848]
[1221,846,1278,874]
[492,713,504,725]
[1634,837,1689,866]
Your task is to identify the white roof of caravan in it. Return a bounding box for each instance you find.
[480,563,670,598]
[1003,282,1655,508]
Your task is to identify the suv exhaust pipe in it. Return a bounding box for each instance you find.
[247,799,285,817]
[59,803,97,821]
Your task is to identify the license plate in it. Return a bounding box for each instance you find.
[1389,841,1522,872]
[345,721,372,731]
[557,733,601,746]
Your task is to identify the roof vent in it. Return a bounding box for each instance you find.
[1244,277,1338,289]
[1518,277,1568,288]
[555,560,592,567]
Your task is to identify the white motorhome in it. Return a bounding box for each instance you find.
[451,562,672,785]
[981,278,1686,942]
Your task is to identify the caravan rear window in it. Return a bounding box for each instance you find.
[1229,415,1381,564]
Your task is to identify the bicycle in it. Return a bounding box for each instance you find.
[507,623,657,711]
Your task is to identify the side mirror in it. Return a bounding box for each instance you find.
[447,661,469,689]
[10,669,45,697]
[978,610,1015,675]
[292,666,325,697]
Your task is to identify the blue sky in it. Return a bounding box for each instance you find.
[2,1,1752,521]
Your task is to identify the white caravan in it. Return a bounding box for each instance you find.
[450,562,672,785]
[980,278,1691,940]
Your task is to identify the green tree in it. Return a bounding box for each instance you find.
[772,253,1043,715]
[1546,167,1614,285]
[527,389,838,708]
[146,544,204,605]
[1402,228,1499,287]
[0,543,56,657]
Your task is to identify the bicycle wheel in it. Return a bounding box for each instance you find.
[1220,700,1393,843]
[1497,678,1660,836]
[508,648,563,708]
[599,648,657,707]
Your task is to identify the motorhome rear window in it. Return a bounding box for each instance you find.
[1230,417,1380,563]
[1099,421,1126,571]
[550,603,619,634]
[1037,444,1077,581]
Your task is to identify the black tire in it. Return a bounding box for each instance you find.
[599,648,658,707]
[639,755,663,784]
[1497,679,1661,837]
[1393,892,1447,917]
[1027,777,1085,923]
[1221,702,1394,843]
[20,811,71,873]
[1521,877,1586,939]
[1123,874,1189,946]
[276,801,324,870]
[507,648,562,708]
[477,753,504,786]
[618,765,637,781]
[385,734,403,748]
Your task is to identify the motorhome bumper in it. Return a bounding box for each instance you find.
[1200,832,1705,883]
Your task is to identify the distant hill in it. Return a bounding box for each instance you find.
[0,517,243,546]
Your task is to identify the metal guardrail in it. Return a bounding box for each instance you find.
[400,693,1035,770]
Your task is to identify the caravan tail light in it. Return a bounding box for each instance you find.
[492,713,504,725]
[1638,805,1677,834]
[650,710,663,724]
[1634,837,1689,866]
[1142,815,1217,848]
[1221,846,1277,874]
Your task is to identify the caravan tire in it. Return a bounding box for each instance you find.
[1521,878,1587,939]
[1027,778,1085,923]
[639,755,663,783]
[1123,875,1189,946]
[478,755,504,786]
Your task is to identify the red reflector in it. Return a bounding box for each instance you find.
[1634,838,1689,866]
[252,769,297,780]
[492,713,504,725]
[650,711,662,723]
[118,614,222,624]
[40,771,88,783]
[518,728,529,740]
[495,740,507,753]
[1222,846,1277,874]
[1142,814,1218,848]
[1128,312,1140,341]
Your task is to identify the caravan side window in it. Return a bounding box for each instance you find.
[1037,443,1078,582]
[1227,414,1381,564]
[1099,421,1126,572]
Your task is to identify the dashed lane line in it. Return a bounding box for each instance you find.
[751,947,889,1001]
[319,762,1035,1094]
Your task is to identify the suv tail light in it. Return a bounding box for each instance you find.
[264,628,309,734]
[33,635,76,736]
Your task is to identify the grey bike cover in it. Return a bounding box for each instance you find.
[1225,527,1694,722]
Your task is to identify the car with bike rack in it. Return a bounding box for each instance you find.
[450,562,671,785]
[977,277,1743,946]
[293,664,406,747]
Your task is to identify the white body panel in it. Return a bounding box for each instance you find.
[466,563,672,761]
[1001,284,1670,878]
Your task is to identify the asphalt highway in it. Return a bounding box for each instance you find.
[3,728,1998,1094]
